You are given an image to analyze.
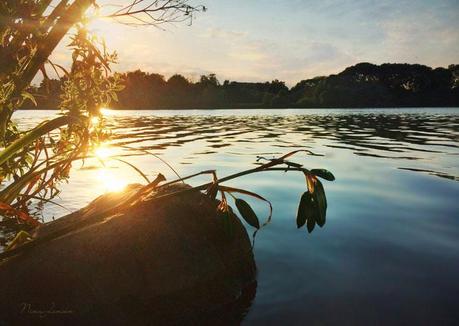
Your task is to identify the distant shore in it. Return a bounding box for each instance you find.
[20,106,459,111]
[23,63,459,110]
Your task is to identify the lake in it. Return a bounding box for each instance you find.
[11,108,459,324]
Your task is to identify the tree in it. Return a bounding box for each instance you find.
[450,64,459,88]
[0,0,205,227]
[199,73,220,87]
[289,63,458,107]
[115,70,167,109]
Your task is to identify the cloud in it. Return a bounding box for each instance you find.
[201,27,247,40]
[377,8,459,66]
[43,0,459,86]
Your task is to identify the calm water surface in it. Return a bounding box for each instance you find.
[13,108,459,324]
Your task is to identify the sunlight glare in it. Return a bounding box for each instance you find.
[100,107,113,116]
[85,6,102,31]
[90,116,100,126]
[94,145,114,160]
[97,169,127,192]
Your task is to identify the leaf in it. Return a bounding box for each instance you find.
[16,211,41,227]
[0,200,41,227]
[297,191,318,231]
[296,192,310,228]
[313,180,327,227]
[307,215,315,233]
[21,91,37,106]
[218,185,272,227]
[110,91,118,102]
[24,175,40,195]
[0,116,80,167]
[310,169,335,181]
[235,198,260,229]
[119,145,182,181]
[0,202,14,212]
[48,61,70,78]
[5,230,32,251]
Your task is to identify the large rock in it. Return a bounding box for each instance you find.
[0,183,256,325]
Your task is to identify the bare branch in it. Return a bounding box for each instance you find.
[103,0,206,26]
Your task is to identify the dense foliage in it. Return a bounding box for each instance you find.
[0,0,120,229]
[289,63,459,108]
[24,63,458,110]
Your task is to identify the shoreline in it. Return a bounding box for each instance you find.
[19,106,459,111]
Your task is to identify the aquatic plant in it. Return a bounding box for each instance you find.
[0,149,334,259]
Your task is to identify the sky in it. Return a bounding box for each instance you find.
[50,0,459,86]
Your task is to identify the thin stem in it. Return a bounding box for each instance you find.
[0,152,309,260]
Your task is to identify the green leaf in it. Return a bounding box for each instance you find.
[0,116,79,167]
[313,180,327,227]
[310,169,335,181]
[218,185,272,227]
[296,191,311,228]
[110,91,118,102]
[235,198,260,229]
[297,191,317,232]
[307,215,315,233]
[21,91,37,106]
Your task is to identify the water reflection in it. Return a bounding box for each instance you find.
[9,108,459,324]
[97,168,127,192]
[100,110,458,180]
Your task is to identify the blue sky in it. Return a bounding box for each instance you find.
[51,0,459,86]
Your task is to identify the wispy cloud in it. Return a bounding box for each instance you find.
[45,0,459,86]
[377,9,459,66]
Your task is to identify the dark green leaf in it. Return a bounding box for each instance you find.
[296,191,311,228]
[235,198,260,229]
[313,180,327,227]
[21,91,37,106]
[310,169,335,181]
[307,214,315,233]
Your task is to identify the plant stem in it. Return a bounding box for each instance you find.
[0,155,308,260]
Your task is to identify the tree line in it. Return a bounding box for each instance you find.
[25,63,459,110]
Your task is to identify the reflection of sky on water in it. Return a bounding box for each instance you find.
[12,108,459,324]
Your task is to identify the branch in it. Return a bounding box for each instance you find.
[0,151,316,260]
[103,0,206,26]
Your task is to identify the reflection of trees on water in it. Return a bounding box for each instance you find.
[103,113,458,180]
